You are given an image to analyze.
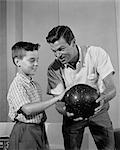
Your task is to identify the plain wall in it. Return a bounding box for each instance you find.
[0,0,8,121]
[115,0,120,127]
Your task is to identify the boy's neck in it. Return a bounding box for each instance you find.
[17,69,32,79]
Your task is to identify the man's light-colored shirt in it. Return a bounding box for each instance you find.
[7,72,44,124]
[47,46,114,95]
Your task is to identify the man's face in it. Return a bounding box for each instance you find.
[18,50,39,76]
[50,38,76,64]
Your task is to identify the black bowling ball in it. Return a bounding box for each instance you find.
[62,84,100,119]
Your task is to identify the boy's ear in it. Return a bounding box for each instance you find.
[14,57,21,67]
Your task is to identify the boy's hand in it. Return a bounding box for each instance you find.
[57,86,71,101]
[57,90,66,101]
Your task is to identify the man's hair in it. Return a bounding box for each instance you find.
[11,41,40,65]
[46,25,75,45]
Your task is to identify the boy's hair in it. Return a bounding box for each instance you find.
[12,41,40,65]
[46,25,75,45]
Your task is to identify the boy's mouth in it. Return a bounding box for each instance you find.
[32,67,38,71]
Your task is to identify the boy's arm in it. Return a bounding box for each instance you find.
[21,91,65,116]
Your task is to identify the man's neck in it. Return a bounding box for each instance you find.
[68,45,79,69]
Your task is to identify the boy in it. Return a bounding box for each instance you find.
[7,41,65,150]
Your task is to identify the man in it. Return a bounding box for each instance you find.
[46,25,116,150]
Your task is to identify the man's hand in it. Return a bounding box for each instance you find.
[94,96,105,114]
[73,116,84,121]
[66,111,83,121]
[63,106,84,121]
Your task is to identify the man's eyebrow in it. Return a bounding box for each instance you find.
[51,46,65,52]
[51,48,55,51]
[51,48,57,52]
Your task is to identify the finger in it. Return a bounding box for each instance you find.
[94,109,101,114]
[95,106,102,112]
[63,106,66,110]
[96,96,103,103]
[96,97,101,103]
[67,112,74,117]
[94,106,102,114]
[73,117,83,121]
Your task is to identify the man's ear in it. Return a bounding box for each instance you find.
[14,57,21,67]
[71,38,76,47]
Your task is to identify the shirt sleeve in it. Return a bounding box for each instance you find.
[34,81,42,101]
[47,67,65,95]
[95,47,115,79]
[8,81,30,112]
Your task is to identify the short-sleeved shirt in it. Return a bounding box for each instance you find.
[7,71,45,124]
[47,45,114,96]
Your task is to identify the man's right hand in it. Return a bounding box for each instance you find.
[55,101,84,121]
[63,106,84,121]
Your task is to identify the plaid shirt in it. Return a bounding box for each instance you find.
[7,71,46,124]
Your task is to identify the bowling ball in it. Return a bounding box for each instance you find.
[62,84,100,119]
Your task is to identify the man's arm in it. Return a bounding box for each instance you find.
[95,72,116,114]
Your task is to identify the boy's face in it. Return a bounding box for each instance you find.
[49,38,76,65]
[17,50,39,76]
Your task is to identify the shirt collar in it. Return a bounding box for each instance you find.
[17,70,32,83]
[65,45,81,70]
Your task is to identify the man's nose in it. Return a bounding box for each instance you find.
[55,51,62,58]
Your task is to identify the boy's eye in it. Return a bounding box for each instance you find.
[29,58,39,63]
[29,59,35,63]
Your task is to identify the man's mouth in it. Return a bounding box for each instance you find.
[57,55,66,63]
[58,58,66,64]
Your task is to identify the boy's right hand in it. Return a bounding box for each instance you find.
[56,86,70,101]
[57,90,66,101]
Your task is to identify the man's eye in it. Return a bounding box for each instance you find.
[52,50,56,53]
[58,48,65,51]
[52,47,65,53]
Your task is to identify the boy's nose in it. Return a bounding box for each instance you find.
[34,61,38,66]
